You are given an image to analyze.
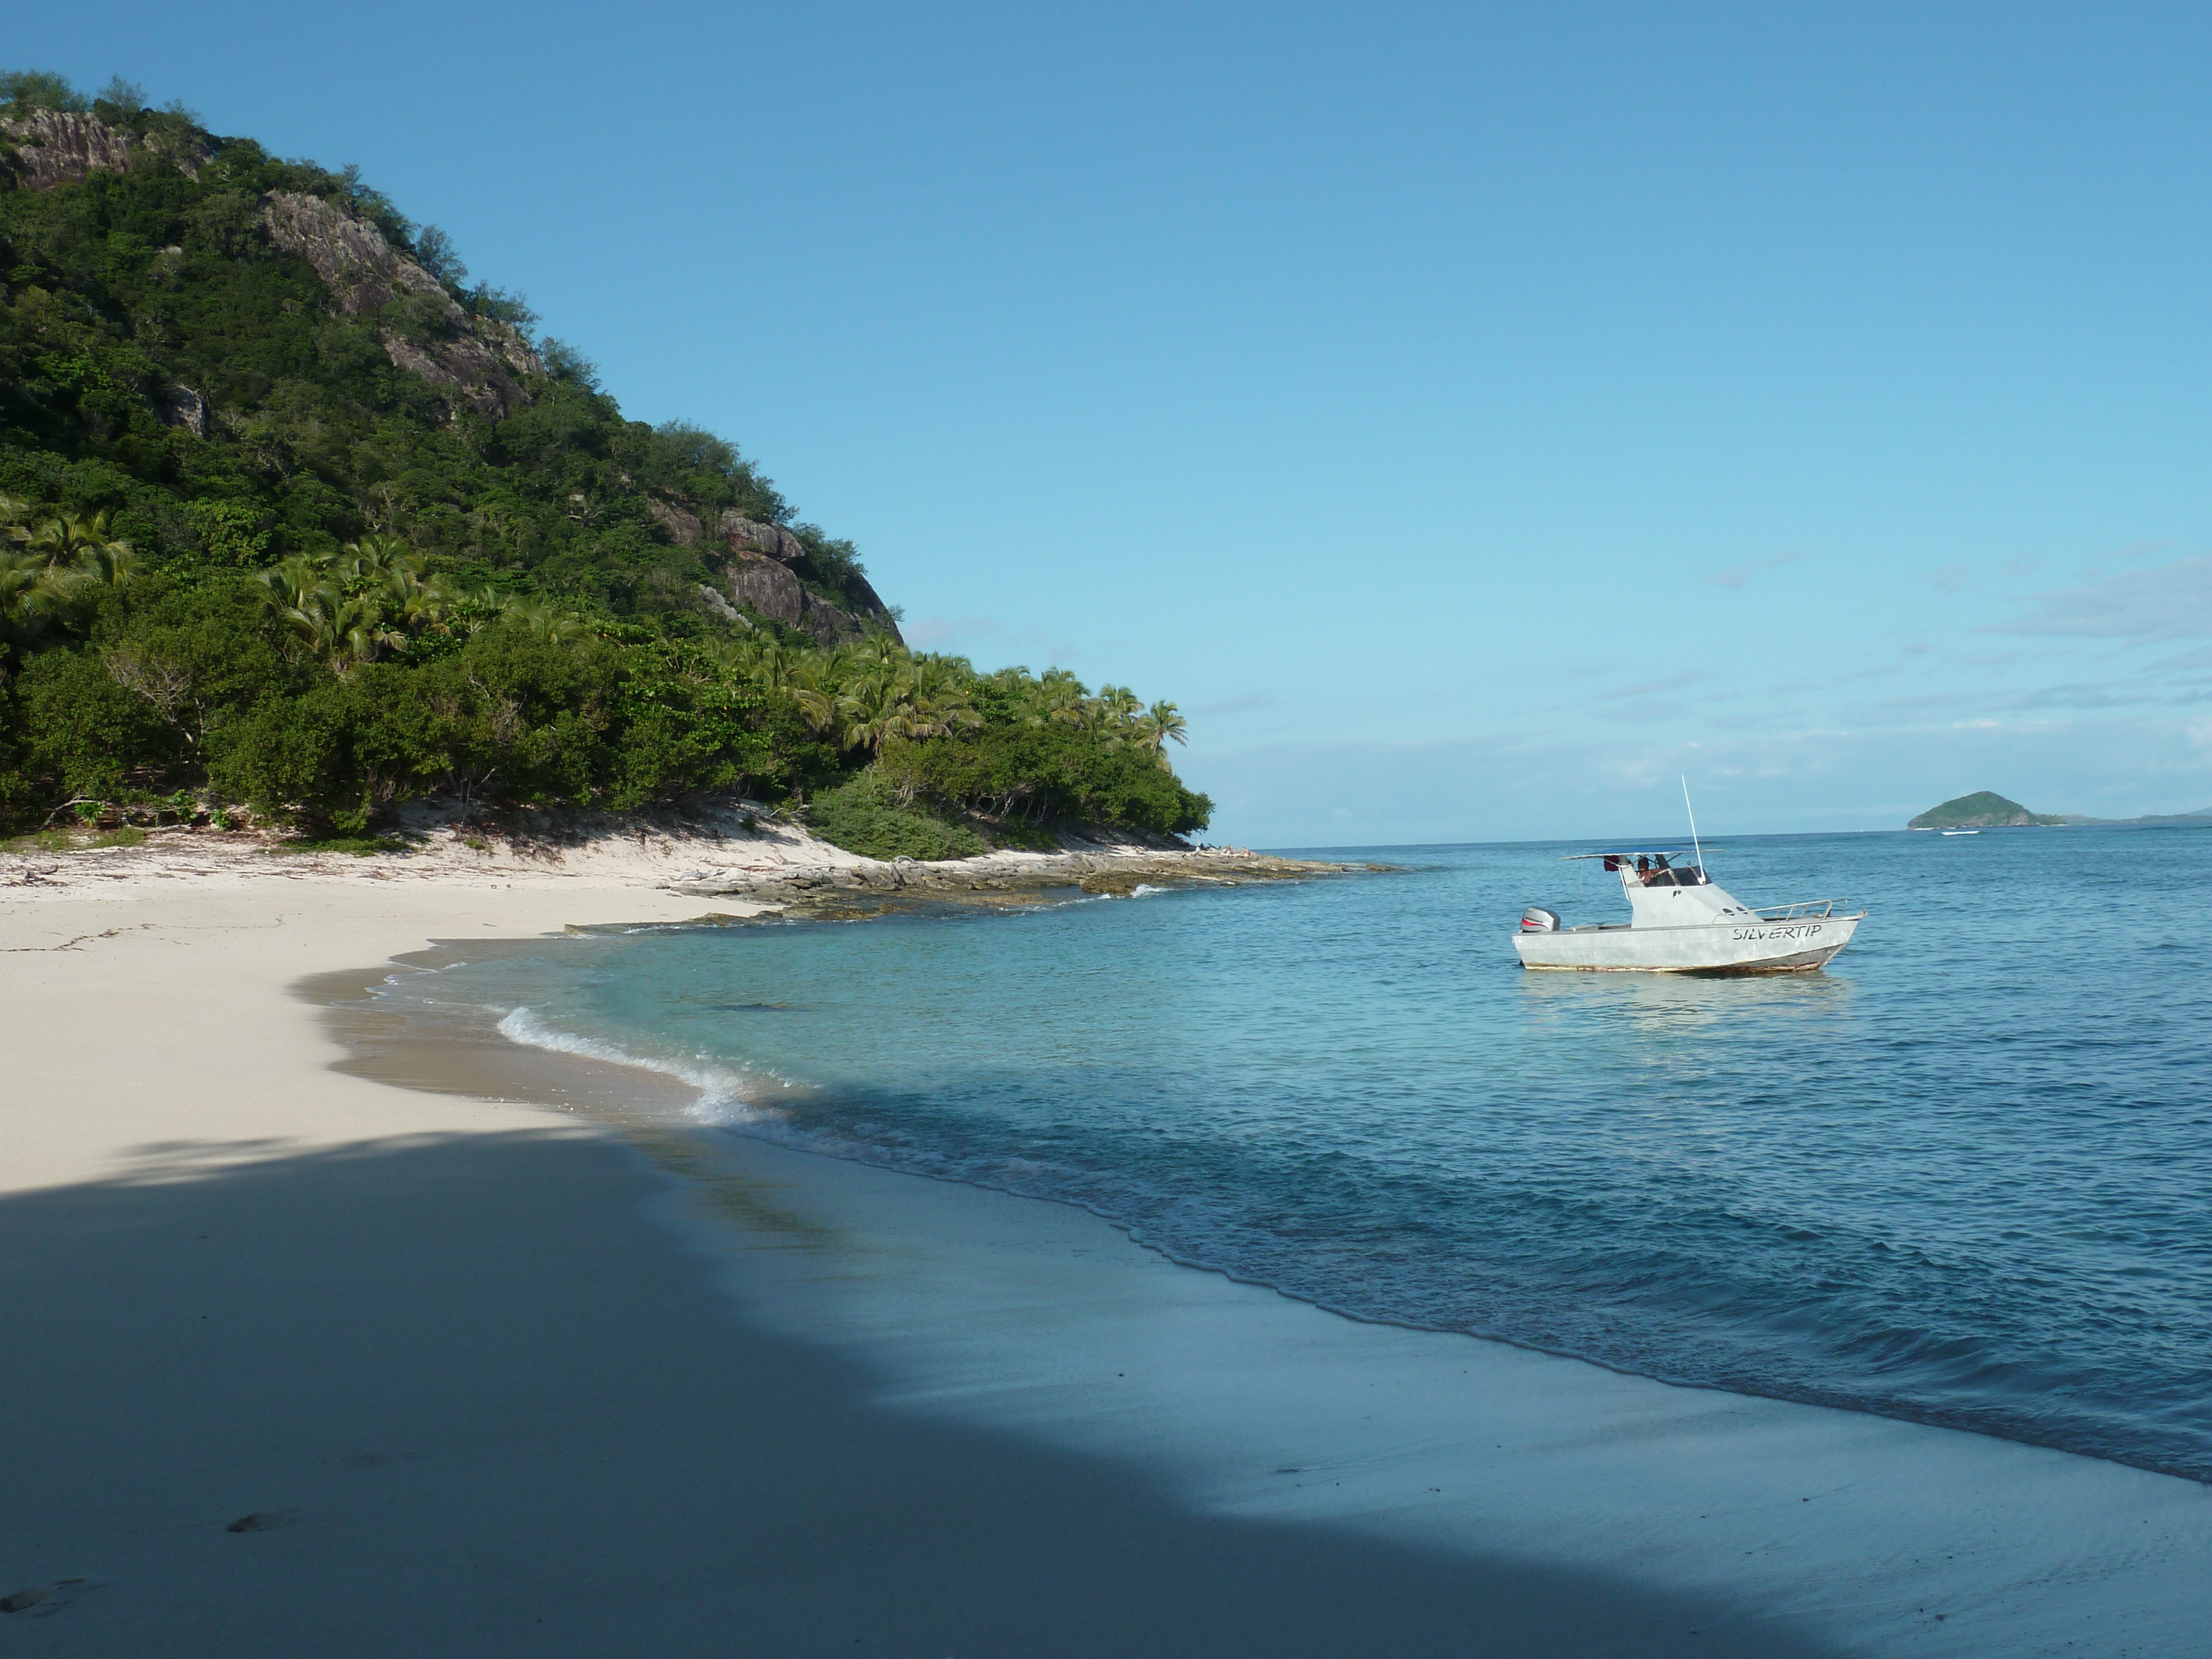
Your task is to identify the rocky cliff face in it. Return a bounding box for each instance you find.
[0,109,208,188]
[650,506,901,646]
[260,192,545,421]
[2,116,540,422]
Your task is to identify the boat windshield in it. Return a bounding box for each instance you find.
[1590,852,1708,885]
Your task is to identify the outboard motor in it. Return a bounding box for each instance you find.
[1519,905,1561,933]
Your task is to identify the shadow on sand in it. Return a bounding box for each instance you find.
[0,1131,1843,1657]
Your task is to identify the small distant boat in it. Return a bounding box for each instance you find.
[1942,829,1979,837]
[1514,850,1865,974]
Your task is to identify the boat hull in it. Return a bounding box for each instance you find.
[1513,913,1861,974]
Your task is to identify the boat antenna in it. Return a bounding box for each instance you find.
[1682,776,1705,875]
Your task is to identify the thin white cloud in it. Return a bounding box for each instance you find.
[1987,554,2212,642]
[1707,550,1803,588]
[2079,539,2171,572]
[1191,693,1274,718]
[1928,564,1972,593]
[1596,701,1695,724]
[1182,713,2212,844]
[1600,670,1702,700]
[902,614,1077,663]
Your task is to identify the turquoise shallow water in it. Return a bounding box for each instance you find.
[382,828,2212,1481]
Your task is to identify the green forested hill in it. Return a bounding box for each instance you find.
[0,72,1208,848]
[1907,792,2060,830]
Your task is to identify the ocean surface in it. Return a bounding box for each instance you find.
[374,828,2212,1482]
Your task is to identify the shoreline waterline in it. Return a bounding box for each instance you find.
[343,928,2212,1486]
[310,917,2212,1656]
[18,878,1820,1657]
[360,832,2212,1489]
[5,868,2208,1655]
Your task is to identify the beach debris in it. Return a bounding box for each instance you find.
[226,1510,297,1533]
[1,1588,51,1613]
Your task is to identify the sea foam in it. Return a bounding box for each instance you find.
[495,1005,768,1125]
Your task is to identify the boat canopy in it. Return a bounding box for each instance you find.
[1559,850,1717,863]
[1562,850,1720,885]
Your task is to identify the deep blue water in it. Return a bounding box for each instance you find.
[384,828,2212,1481]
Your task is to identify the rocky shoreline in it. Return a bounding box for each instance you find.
[3,792,1358,912]
[669,845,1354,915]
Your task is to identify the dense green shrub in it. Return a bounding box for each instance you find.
[804,774,986,862]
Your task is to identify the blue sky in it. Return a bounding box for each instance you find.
[19,3,2212,844]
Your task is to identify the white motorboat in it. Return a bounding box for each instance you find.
[1514,849,1864,974]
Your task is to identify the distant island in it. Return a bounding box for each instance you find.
[1908,792,2063,830]
[1910,791,2212,830]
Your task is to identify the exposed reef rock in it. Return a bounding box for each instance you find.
[260,192,545,421]
[0,111,208,189]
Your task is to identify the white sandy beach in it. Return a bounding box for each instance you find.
[3,849,2209,1656]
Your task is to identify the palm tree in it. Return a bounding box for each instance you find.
[331,534,408,583]
[501,596,585,643]
[0,549,68,665]
[22,510,132,575]
[693,636,753,680]
[1135,701,1187,768]
[786,659,843,737]
[254,560,402,675]
[858,632,907,669]
[834,670,913,754]
[71,535,138,588]
[904,657,981,740]
[253,556,324,617]
[739,636,797,693]
[13,510,138,589]
[1037,667,1094,728]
